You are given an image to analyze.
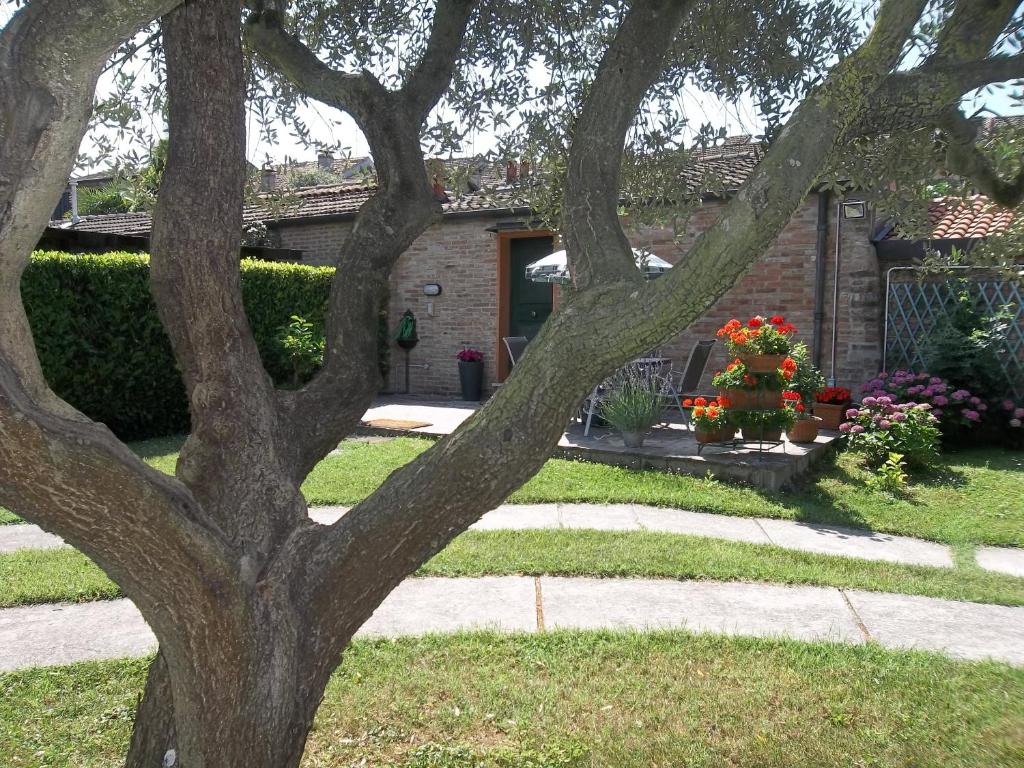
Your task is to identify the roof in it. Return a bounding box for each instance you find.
[879,196,1016,241]
[260,155,374,191]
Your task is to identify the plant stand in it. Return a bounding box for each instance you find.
[695,431,785,457]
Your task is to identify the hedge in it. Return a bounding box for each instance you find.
[22,251,335,440]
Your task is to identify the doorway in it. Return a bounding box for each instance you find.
[497,232,554,380]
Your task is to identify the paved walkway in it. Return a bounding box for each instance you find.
[2,576,1022,672]
[9,502,1022,574]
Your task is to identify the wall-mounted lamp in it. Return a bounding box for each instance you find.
[423,283,442,296]
[842,200,866,219]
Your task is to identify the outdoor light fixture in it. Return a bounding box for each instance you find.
[423,283,442,296]
[842,200,866,219]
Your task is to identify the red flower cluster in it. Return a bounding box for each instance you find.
[780,356,797,381]
[456,348,483,363]
[716,316,797,355]
[816,386,851,405]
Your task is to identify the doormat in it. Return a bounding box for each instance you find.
[364,418,433,430]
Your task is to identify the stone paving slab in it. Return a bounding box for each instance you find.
[844,590,1024,665]
[2,577,1022,672]
[358,576,537,636]
[756,519,954,568]
[540,577,863,644]
[0,503,962,570]
[0,600,155,672]
[631,505,770,543]
[470,504,560,530]
[976,546,1024,578]
[0,523,64,553]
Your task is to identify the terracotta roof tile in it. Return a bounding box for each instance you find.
[883,196,1015,240]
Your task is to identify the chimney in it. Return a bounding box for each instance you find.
[318,150,333,171]
[69,180,80,224]
[505,160,518,183]
[260,163,277,192]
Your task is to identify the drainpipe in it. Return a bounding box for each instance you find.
[811,190,830,368]
[69,181,80,224]
[828,200,843,386]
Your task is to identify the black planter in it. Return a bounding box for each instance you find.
[458,360,483,401]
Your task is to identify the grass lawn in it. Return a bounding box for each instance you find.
[1,631,1022,767]
[307,438,1024,546]
[3,436,1021,546]
[4,528,1023,609]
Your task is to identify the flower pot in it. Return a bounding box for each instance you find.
[814,402,847,430]
[787,416,821,443]
[719,388,783,410]
[695,424,736,444]
[740,426,783,442]
[621,430,645,448]
[458,360,483,401]
[739,353,788,373]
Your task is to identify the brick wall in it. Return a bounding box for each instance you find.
[274,195,885,397]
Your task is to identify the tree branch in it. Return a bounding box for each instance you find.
[939,106,1024,207]
[562,0,692,290]
[151,0,306,547]
[246,2,478,477]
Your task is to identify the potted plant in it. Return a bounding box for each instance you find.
[599,370,662,448]
[711,357,791,410]
[684,396,736,443]
[716,314,796,373]
[785,342,825,443]
[815,386,851,430]
[730,408,795,442]
[456,347,484,401]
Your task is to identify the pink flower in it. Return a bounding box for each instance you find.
[845,408,860,419]
[1003,399,1015,411]
[851,425,865,434]
[891,412,908,422]
[862,397,877,406]
[1011,418,1022,428]
[838,422,852,433]
[963,409,980,421]
[932,395,948,406]
[1014,408,1024,419]
[969,396,981,406]
[878,419,891,430]
[932,408,943,417]
[952,390,970,401]
[978,403,988,411]
[878,372,889,379]
[929,377,942,385]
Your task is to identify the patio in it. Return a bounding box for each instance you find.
[360,396,838,490]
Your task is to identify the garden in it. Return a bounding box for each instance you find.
[2,259,1022,767]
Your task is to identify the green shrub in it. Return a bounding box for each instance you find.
[277,315,325,387]
[599,368,662,434]
[22,251,334,439]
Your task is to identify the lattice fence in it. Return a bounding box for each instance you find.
[884,268,1024,398]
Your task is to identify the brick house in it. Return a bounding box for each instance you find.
[47,140,1020,397]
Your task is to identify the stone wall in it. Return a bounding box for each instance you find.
[273,194,885,397]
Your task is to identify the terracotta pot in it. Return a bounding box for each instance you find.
[695,424,736,444]
[740,426,783,442]
[739,353,788,373]
[787,416,821,443]
[814,402,847,430]
[719,388,783,410]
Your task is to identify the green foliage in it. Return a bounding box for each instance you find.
[277,315,325,386]
[921,290,1014,400]
[842,401,940,469]
[866,453,909,495]
[598,369,662,433]
[22,252,333,439]
[787,342,826,405]
[75,183,131,215]
[285,168,345,189]
[728,408,795,436]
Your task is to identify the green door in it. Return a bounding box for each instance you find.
[509,236,554,339]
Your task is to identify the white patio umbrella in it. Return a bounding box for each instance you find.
[525,247,672,284]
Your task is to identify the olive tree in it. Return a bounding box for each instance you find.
[1,0,1022,765]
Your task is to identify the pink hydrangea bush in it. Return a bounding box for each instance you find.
[840,395,940,468]
[861,370,985,429]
